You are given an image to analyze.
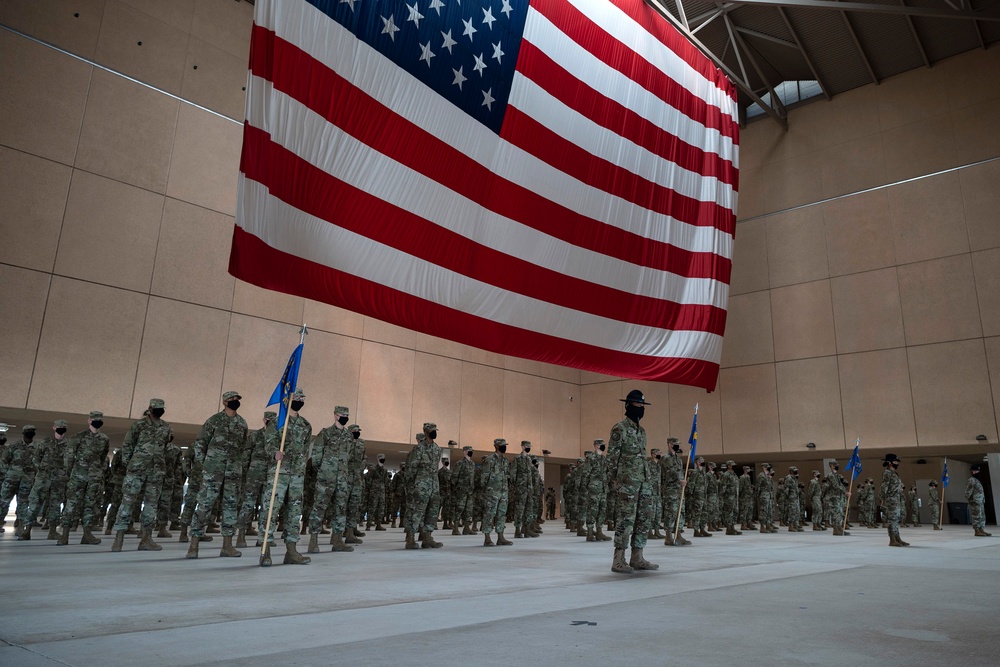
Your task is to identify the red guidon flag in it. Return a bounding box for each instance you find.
[231,0,738,389]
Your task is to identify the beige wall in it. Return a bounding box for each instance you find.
[2,2,999,464]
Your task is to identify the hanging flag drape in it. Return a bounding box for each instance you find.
[231,0,738,389]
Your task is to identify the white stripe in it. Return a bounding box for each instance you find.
[238,175,724,362]
[563,0,739,126]
[522,7,738,167]
[509,71,735,208]
[246,77,730,308]
[256,0,735,254]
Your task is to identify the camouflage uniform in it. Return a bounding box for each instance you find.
[437,458,452,528]
[966,469,989,535]
[60,414,110,543]
[308,408,352,547]
[705,462,720,530]
[807,473,824,529]
[880,456,906,545]
[190,398,249,540]
[927,482,942,530]
[529,456,543,530]
[824,465,849,535]
[661,445,688,541]
[646,450,662,537]
[366,459,390,530]
[0,426,38,533]
[738,466,756,528]
[511,442,534,536]
[156,439,182,535]
[907,487,921,527]
[756,467,775,532]
[545,487,556,519]
[261,408,311,547]
[608,390,657,572]
[452,446,476,532]
[238,413,278,535]
[583,441,609,539]
[179,448,203,530]
[472,459,484,528]
[783,468,802,531]
[103,449,126,533]
[480,440,510,542]
[562,464,578,528]
[390,465,407,527]
[403,424,442,547]
[113,400,173,547]
[23,422,70,535]
[719,461,740,533]
[343,424,366,539]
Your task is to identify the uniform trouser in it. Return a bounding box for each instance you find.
[811,496,823,526]
[884,500,901,537]
[970,500,986,530]
[24,477,52,524]
[689,493,706,530]
[546,500,556,519]
[1,472,34,524]
[831,498,846,527]
[114,470,162,531]
[105,481,123,524]
[822,498,834,525]
[439,492,451,523]
[513,487,531,528]
[346,475,363,526]
[706,494,719,525]
[180,474,202,526]
[191,472,240,537]
[787,498,801,526]
[63,476,103,527]
[481,489,508,534]
[156,476,175,527]
[405,482,440,534]
[586,482,607,529]
[261,472,303,544]
[909,504,920,524]
[662,489,684,534]
[367,488,386,524]
[758,495,774,527]
[740,495,755,525]
[613,484,652,550]
[169,476,184,524]
[238,475,267,528]
[721,496,737,526]
[453,488,474,526]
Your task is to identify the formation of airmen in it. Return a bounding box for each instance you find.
[0,388,993,571]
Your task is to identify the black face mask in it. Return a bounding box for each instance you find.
[599,445,606,452]
[655,455,661,460]
[378,459,385,465]
[91,420,103,429]
[290,400,304,411]
[533,461,539,468]
[428,430,438,440]
[55,427,67,435]
[523,446,531,453]
[352,431,361,440]
[443,461,449,467]
[264,419,273,427]
[226,400,241,410]
[891,462,899,469]
[497,444,507,454]
[23,431,36,441]
[624,404,644,422]
[338,415,349,426]
[150,408,165,418]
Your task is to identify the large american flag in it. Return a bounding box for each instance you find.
[231,0,738,389]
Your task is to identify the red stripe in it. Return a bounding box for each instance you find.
[249,25,734,269]
[515,39,736,188]
[529,0,738,140]
[241,124,729,335]
[229,226,721,389]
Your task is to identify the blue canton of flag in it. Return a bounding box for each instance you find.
[942,458,949,488]
[688,408,698,464]
[267,343,304,430]
[845,441,862,480]
[307,0,528,133]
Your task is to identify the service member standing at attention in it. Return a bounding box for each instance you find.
[966,464,992,537]
[719,461,741,535]
[1,424,38,537]
[661,440,690,546]
[186,391,249,560]
[438,454,453,531]
[59,412,110,545]
[480,438,512,546]
[260,389,312,566]
[19,419,70,540]
[607,390,657,574]
[366,453,390,532]
[757,464,776,533]
[880,453,908,546]
[783,467,803,532]
[403,424,444,549]
[584,439,611,542]
[825,461,850,536]
[807,470,824,530]
[927,480,942,531]
[308,406,351,552]
[112,399,173,552]
[738,465,756,531]
[236,411,279,548]
[512,440,535,538]
[452,445,476,534]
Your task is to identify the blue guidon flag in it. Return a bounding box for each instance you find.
[231,0,738,389]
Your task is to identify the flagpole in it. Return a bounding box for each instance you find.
[259,324,307,565]
[842,438,859,531]
[673,403,697,541]
[938,457,947,528]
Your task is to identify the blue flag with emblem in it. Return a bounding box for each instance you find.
[845,440,862,480]
[688,405,698,464]
[266,343,303,430]
[942,458,949,488]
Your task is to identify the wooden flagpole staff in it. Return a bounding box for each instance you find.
[841,474,855,532]
[673,450,692,541]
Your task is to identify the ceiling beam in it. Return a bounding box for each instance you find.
[674,0,690,30]
[840,9,879,85]
[734,25,798,49]
[776,6,831,100]
[900,0,930,68]
[721,0,1000,21]
[727,13,788,116]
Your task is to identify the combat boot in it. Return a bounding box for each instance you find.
[390,518,397,528]
[260,544,272,567]
[376,523,386,531]
[586,527,596,542]
[759,525,768,534]
[974,528,992,536]
[532,522,543,535]
[170,521,181,531]
[345,527,363,544]
[496,532,513,546]
[451,524,461,535]
[420,530,443,548]
[514,526,523,538]
[483,533,494,546]
[611,549,633,575]
[933,524,942,530]
[178,525,189,543]
[111,530,125,552]
[236,528,248,549]
[663,533,675,546]
[283,540,311,565]
[206,521,220,534]
[576,525,587,537]
[104,518,113,535]
[888,533,901,547]
[199,533,213,542]
[125,522,137,535]
[220,535,242,557]
[629,548,659,571]
[726,525,739,535]
[652,527,664,539]
[246,524,258,536]
[463,523,473,535]
[47,524,59,540]
[185,536,200,559]
[307,532,320,553]
[81,526,102,545]
[354,526,366,537]
[138,528,162,551]
[156,524,173,539]
[57,525,70,545]
[897,535,910,546]
[469,522,479,535]
[675,534,692,546]
[366,521,373,532]
[16,525,31,540]
[330,532,355,552]
[404,530,419,550]
[595,527,612,542]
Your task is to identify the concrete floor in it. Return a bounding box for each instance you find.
[0,522,997,667]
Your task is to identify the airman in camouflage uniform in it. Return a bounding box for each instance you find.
[572,456,587,536]
[343,424,367,544]
[757,464,776,533]
[966,464,991,536]
[308,406,353,553]
[390,463,407,528]
[438,452,453,530]
[646,449,664,539]
[452,445,476,534]
[19,420,70,540]
[257,389,311,565]
[1,424,38,537]
[661,439,690,545]
[178,447,203,542]
[906,486,921,527]
[403,424,443,549]
[366,453,390,531]
[530,455,544,533]
[705,461,720,532]
[927,480,942,530]
[583,439,611,542]
[807,470,824,530]
[512,441,536,538]
[480,438,512,546]
[880,453,908,546]
[562,462,578,530]
[783,467,803,531]
[235,411,278,548]
[717,460,739,535]
[688,456,708,537]
[111,399,173,552]
[58,412,110,545]
[545,486,556,519]
[608,390,657,574]
[186,391,249,559]
[155,436,182,539]
[738,465,756,530]
[824,461,850,536]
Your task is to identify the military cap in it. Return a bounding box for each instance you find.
[423,422,438,432]
[348,424,361,433]
[416,433,427,442]
[462,445,474,452]
[576,457,585,463]
[650,448,661,454]
[22,424,36,432]
[89,410,104,420]
[291,388,306,400]
[829,460,840,467]
[883,453,900,463]
[726,460,736,467]
[928,480,938,486]
[619,389,651,405]
[667,437,679,444]
[789,466,798,472]
[813,470,820,475]
[53,419,69,428]
[706,461,716,468]
[493,438,507,447]
[970,463,981,472]
[695,455,705,463]
[149,398,166,408]
[334,406,349,416]
[718,462,727,470]
[264,411,277,420]
[521,440,531,447]
[222,390,241,401]
[447,440,458,446]
[584,450,593,457]
[593,438,606,446]
[761,462,771,469]
[743,465,751,471]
